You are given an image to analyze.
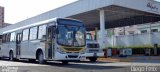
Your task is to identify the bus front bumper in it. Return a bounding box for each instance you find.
[81,52,104,58]
[54,52,85,61]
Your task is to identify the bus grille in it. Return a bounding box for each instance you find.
[87,44,99,48]
[68,55,78,58]
[64,48,83,52]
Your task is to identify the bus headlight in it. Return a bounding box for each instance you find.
[80,48,86,54]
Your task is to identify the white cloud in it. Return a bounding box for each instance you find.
[0,0,77,24]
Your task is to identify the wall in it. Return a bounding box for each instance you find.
[103,32,160,48]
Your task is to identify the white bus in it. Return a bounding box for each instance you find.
[0,18,86,64]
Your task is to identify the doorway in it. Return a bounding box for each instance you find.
[16,33,22,58]
[47,26,56,59]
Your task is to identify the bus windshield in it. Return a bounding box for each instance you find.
[57,20,85,47]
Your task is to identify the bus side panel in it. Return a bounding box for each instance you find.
[0,45,2,57]
[28,40,42,59]
[1,43,10,57]
[21,41,29,58]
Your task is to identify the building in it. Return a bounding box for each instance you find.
[0,6,4,28]
[138,22,160,33]
[0,0,160,48]
[114,25,139,36]
[111,21,160,36]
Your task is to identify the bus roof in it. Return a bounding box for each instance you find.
[2,18,82,34]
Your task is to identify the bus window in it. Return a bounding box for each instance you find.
[22,29,29,41]
[29,26,38,40]
[38,25,46,39]
[6,33,11,42]
[10,32,16,42]
[2,34,6,43]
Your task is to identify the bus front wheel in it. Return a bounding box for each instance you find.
[37,51,45,64]
[89,57,97,62]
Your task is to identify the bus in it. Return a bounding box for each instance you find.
[0,18,86,64]
[83,32,103,62]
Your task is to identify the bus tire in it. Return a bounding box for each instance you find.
[9,51,14,61]
[62,61,69,64]
[89,57,97,62]
[29,59,36,62]
[37,51,45,64]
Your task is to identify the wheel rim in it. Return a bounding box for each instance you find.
[10,52,13,61]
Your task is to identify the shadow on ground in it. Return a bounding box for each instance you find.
[0,58,123,70]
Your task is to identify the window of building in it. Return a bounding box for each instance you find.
[23,29,29,41]
[38,25,46,39]
[141,30,147,34]
[10,32,15,42]
[29,27,38,40]
[151,29,158,32]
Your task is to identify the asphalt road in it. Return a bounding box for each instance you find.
[0,59,160,72]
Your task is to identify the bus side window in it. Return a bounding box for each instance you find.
[2,35,4,43]
[7,33,11,42]
[38,25,46,39]
[10,32,16,42]
[29,26,38,40]
[22,29,29,41]
[2,34,6,43]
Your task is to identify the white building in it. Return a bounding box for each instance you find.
[138,22,160,33]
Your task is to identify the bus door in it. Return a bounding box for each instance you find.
[16,33,22,58]
[46,26,56,59]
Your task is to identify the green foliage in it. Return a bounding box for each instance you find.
[104,44,155,49]
[126,45,154,49]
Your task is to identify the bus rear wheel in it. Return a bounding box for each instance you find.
[89,57,97,62]
[9,51,14,61]
[37,51,45,64]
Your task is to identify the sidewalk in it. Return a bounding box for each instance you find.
[98,56,160,62]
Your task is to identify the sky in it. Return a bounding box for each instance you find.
[0,0,77,24]
[0,0,159,24]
